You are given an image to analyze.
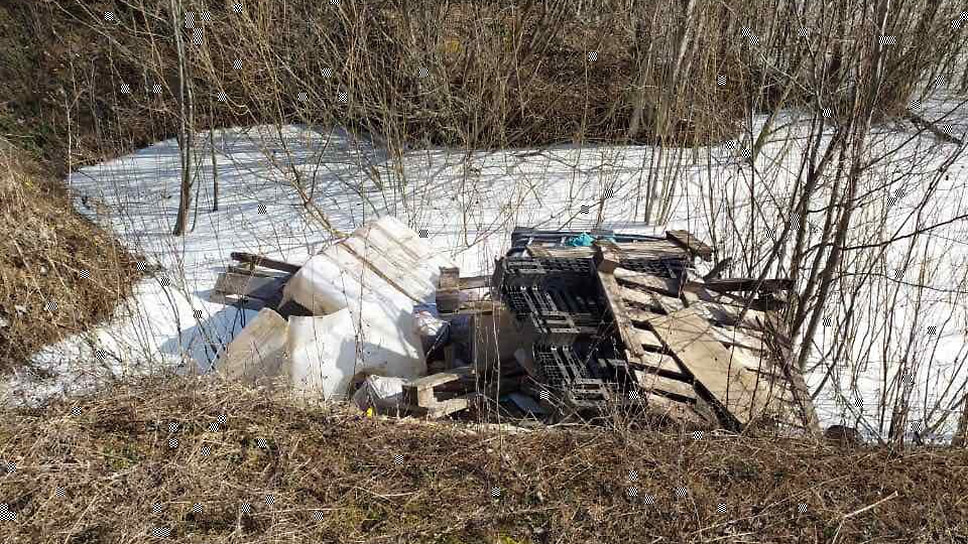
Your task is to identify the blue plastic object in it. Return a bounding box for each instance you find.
[565,232,595,247]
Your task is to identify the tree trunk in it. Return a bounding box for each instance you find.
[171,0,194,236]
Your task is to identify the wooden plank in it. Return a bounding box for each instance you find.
[647,308,773,425]
[409,396,473,419]
[627,307,666,325]
[633,370,697,401]
[226,264,290,279]
[620,286,663,311]
[613,267,681,296]
[402,367,475,415]
[666,230,713,261]
[526,245,553,258]
[704,277,794,293]
[614,241,690,259]
[540,246,595,259]
[406,366,474,391]
[594,242,622,273]
[230,252,301,274]
[688,300,767,329]
[596,270,647,359]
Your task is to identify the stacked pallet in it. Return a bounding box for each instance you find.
[494,230,819,435]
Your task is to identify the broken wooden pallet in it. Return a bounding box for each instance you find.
[647,307,777,427]
[210,254,306,314]
[211,271,289,309]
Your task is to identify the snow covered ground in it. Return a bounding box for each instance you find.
[6,95,968,440]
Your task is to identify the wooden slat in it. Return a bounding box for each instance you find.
[666,230,713,261]
[620,286,663,311]
[615,241,689,259]
[614,267,681,296]
[627,307,666,324]
[633,369,697,401]
[634,329,665,350]
[539,246,595,259]
[226,264,290,279]
[597,270,646,359]
[689,300,767,329]
[708,326,768,353]
[406,366,474,391]
[526,245,553,258]
[402,367,475,415]
[647,308,773,425]
[704,277,794,293]
[634,351,688,378]
[230,252,301,274]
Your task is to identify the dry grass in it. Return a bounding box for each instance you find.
[0,140,141,375]
[1,374,967,543]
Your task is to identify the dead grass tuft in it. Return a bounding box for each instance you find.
[0,140,141,375]
[0,375,966,543]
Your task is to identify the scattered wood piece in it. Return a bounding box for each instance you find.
[666,230,713,261]
[230,252,301,274]
[402,366,476,418]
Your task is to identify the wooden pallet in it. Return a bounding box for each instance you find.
[210,253,300,312]
[598,261,816,433]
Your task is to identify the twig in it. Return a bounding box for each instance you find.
[830,491,899,544]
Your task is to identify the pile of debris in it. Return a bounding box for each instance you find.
[211,218,819,435]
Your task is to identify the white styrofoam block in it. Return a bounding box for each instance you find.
[285,309,359,400]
